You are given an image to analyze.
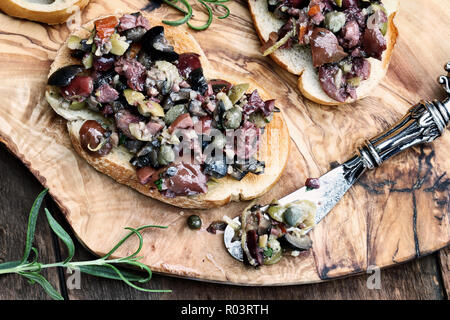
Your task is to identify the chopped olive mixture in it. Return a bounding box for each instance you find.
[46,13,277,197]
[264,0,389,102]
[227,200,316,267]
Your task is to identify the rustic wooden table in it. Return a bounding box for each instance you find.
[0,143,448,300]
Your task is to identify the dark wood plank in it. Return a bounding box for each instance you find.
[1,143,445,300]
[63,240,445,300]
[53,191,444,301]
[438,246,450,299]
[0,144,63,300]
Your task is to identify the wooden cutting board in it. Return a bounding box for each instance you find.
[0,0,448,285]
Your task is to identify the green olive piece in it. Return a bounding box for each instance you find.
[347,76,361,88]
[69,101,87,110]
[165,105,187,125]
[228,83,249,104]
[264,247,282,265]
[267,205,286,223]
[334,0,342,7]
[283,205,304,227]
[249,111,267,128]
[82,53,93,69]
[158,145,175,166]
[187,215,202,230]
[380,22,388,36]
[324,11,346,33]
[222,107,242,129]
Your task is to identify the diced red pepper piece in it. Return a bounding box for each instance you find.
[308,4,321,17]
[95,16,119,42]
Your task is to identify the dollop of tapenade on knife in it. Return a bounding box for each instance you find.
[263,0,389,102]
[47,13,278,198]
[226,200,317,267]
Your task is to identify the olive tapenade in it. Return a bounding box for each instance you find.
[227,200,316,267]
[264,0,389,102]
[46,13,277,198]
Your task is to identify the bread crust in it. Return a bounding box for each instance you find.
[47,13,291,209]
[0,0,90,25]
[248,0,400,106]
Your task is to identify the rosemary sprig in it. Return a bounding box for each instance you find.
[0,189,170,299]
[162,0,230,30]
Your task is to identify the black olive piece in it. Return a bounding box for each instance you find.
[47,65,84,87]
[169,89,191,103]
[136,143,154,157]
[162,96,175,110]
[80,39,93,53]
[189,99,207,117]
[187,215,202,230]
[204,156,227,179]
[160,80,172,96]
[113,76,128,92]
[123,139,145,154]
[137,51,153,70]
[201,139,210,151]
[150,139,161,148]
[229,167,248,181]
[279,233,313,251]
[206,221,227,234]
[188,68,209,95]
[122,27,147,42]
[257,216,272,236]
[71,50,85,60]
[93,69,115,90]
[267,0,280,12]
[110,99,126,113]
[141,26,179,62]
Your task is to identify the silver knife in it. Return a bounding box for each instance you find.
[224,63,450,262]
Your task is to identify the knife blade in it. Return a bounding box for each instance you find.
[224,63,450,262]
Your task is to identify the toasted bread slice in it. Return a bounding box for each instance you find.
[0,0,90,25]
[248,0,399,106]
[46,13,290,209]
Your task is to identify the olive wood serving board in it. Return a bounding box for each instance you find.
[0,0,448,285]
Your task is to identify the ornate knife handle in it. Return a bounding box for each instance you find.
[343,63,450,183]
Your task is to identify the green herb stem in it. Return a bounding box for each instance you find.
[0,189,171,298]
[162,0,231,30]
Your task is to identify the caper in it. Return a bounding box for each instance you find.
[324,11,346,33]
[228,83,249,104]
[222,107,242,129]
[283,205,304,227]
[267,205,286,223]
[187,215,202,230]
[249,111,267,128]
[165,104,187,125]
[158,145,175,166]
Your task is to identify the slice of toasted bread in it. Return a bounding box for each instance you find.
[46,13,290,209]
[0,0,90,25]
[248,0,399,106]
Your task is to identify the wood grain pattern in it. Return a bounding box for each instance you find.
[0,0,448,285]
[0,146,63,300]
[439,246,450,298]
[1,144,446,300]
